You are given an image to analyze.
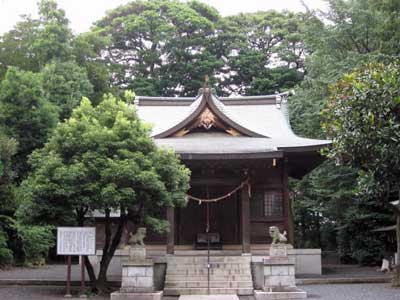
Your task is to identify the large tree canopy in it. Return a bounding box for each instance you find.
[287,0,400,262]
[41,60,93,120]
[94,0,222,96]
[0,67,58,177]
[322,61,400,200]
[322,60,400,271]
[93,0,306,96]
[18,94,190,290]
[221,11,306,95]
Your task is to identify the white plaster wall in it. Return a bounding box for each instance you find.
[291,248,322,275]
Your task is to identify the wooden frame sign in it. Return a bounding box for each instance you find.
[57,227,96,255]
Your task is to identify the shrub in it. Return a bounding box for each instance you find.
[16,224,54,266]
[0,229,13,267]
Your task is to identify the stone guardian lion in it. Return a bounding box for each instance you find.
[269,226,287,244]
[128,227,147,246]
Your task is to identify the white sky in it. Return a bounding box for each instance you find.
[0,0,328,35]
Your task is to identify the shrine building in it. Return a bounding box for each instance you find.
[90,85,331,295]
[132,85,330,253]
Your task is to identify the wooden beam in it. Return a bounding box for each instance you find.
[241,183,251,253]
[166,207,175,254]
[283,157,294,244]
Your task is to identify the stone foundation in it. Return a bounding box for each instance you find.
[120,261,155,293]
[254,288,307,300]
[263,257,296,289]
[110,291,163,300]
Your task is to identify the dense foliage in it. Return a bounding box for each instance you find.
[19,95,190,290]
[94,0,305,96]
[1,0,399,276]
[322,62,400,266]
[323,62,400,198]
[289,0,400,264]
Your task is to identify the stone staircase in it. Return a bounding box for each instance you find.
[164,255,254,295]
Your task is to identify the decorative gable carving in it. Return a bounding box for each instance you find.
[198,107,216,130]
[172,105,243,137]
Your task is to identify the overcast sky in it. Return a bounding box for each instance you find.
[0,0,328,35]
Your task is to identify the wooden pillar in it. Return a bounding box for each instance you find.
[166,207,175,254]
[283,157,294,244]
[241,183,251,253]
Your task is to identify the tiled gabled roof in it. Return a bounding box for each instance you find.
[135,89,331,157]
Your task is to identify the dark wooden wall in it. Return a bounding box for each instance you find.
[94,157,292,249]
[176,186,241,245]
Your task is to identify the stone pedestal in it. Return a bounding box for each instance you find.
[110,246,162,300]
[262,257,296,289]
[120,261,155,293]
[269,244,288,257]
[129,245,146,262]
[254,244,307,300]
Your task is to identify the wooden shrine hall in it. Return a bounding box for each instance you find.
[131,85,331,254]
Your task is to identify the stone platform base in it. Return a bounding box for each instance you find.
[254,288,307,300]
[179,295,240,300]
[110,291,163,300]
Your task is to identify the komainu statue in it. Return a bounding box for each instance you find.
[128,227,147,246]
[269,226,287,244]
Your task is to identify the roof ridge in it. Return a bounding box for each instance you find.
[136,94,285,101]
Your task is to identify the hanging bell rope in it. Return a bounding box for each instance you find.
[187,178,250,204]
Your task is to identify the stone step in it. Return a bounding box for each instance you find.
[163,287,254,296]
[165,255,254,295]
[167,263,250,269]
[166,256,251,264]
[165,275,252,281]
[166,268,251,275]
[165,280,253,289]
[173,250,242,256]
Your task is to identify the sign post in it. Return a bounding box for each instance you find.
[80,255,85,298]
[57,227,96,298]
[66,255,72,298]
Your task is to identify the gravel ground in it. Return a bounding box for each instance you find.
[302,283,400,300]
[0,264,121,281]
[0,285,108,300]
[0,264,85,281]
[1,284,400,300]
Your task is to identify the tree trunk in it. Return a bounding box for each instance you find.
[393,194,400,287]
[301,211,306,248]
[76,209,97,290]
[94,212,127,293]
[74,206,131,293]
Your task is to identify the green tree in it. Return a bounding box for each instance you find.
[322,61,400,281]
[0,134,18,213]
[0,0,73,77]
[41,61,93,120]
[0,17,41,78]
[0,0,110,107]
[0,68,58,177]
[290,0,400,138]
[18,94,190,291]
[0,134,18,266]
[94,0,222,96]
[292,161,358,249]
[288,0,400,257]
[72,32,112,105]
[31,0,73,68]
[222,11,306,95]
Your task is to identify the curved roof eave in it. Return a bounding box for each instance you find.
[153,89,268,138]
